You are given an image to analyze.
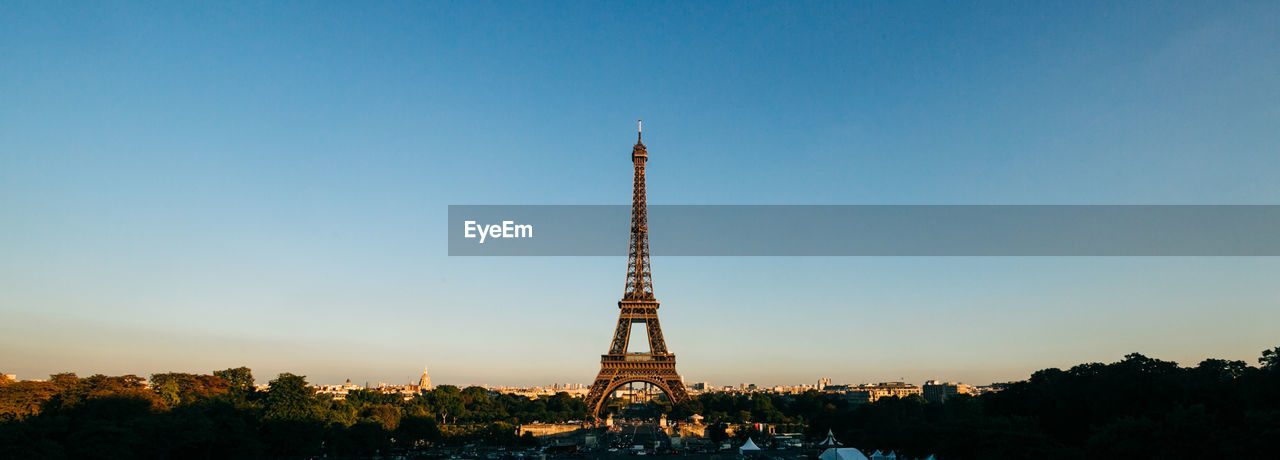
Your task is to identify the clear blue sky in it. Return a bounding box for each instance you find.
[2,1,1278,387]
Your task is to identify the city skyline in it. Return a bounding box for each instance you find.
[4,1,1280,387]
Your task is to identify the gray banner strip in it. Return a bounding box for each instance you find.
[447,205,1280,256]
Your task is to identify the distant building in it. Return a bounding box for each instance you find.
[550,382,585,391]
[316,378,364,400]
[486,384,591,398]
[688,382,712,391]
[971,381,1015,396]
[826,382,922,402]
[770,384,816,394]
[417,366,431,391]
[923,380,973,403]
[990,382,1016,390]
[375,382,421,400]
[518,422,587,437]
[313,366,432,401]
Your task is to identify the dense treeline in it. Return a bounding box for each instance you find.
[1,348,1277,458]
[673,348,1280,458]
[0,369,584,458]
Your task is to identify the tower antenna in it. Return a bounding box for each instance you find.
[638,119,642,142]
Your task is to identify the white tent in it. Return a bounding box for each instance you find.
[739,438,762,454]
[818,429,843,447]
[819,448,870,460]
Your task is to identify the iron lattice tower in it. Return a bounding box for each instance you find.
[583,121,690,418]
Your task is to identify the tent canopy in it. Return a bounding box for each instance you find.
[739,438,761,452]
[818,428,843,446]
[819,448,870,460]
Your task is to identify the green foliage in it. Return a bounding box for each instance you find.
[1261,346,1280,370]
[262,373,322,421]
[670,399,702,420]
[261,419,325,457]
[213,366,254,392]
[324,398,359,426]
[325,420,390,456]
[686,349,1280,457]
[707,422,729,443]
[345,388,402,406]
[1,348,1277,457]
[150,372,230,407]
[396,414,442,446]
[360,403,401,430]
[0,380,59,421]
[424,384,465,423]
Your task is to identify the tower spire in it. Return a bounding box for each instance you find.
[625,120,652,300]
[637,119,642,142]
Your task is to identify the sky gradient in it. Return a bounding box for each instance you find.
[2,1,1279,387]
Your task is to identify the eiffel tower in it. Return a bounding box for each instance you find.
[583,121,689,418]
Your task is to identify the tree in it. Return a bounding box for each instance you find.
[3,349,1278,457]
[150,372,230,407]
[424,385,465,424]
[670,399,703,420]
[360,403,401,431]
[0,380,59,421]
[155,378,181,407]
[1194,359,1249,380]
[403,396,437,419]
[213,367,255,392]
[396,415,441,447]
[261,419,325,457]
[461,386,492,415]
[708,423,729,444]
[263,373,322,421]
[325,420,390,456]
[346,389,402,406]
[325,398,359,426]
[1260,347,1280,371]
